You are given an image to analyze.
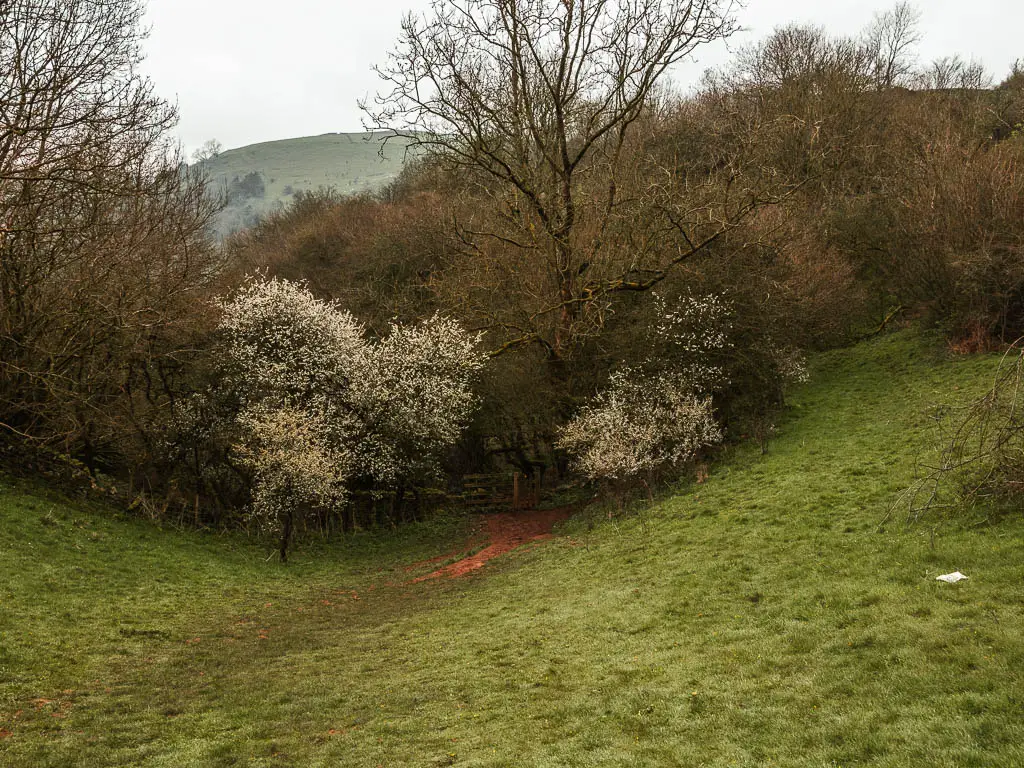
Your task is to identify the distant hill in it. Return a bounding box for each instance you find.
[195,132,417,237]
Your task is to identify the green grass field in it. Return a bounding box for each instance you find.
[2,330,1023,766]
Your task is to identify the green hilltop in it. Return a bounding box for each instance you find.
[196,132,417,236]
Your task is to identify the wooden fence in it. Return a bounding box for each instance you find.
[461,472,542,511]
[324,472,546,533]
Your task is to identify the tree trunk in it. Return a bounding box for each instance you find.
[279,510,293,563]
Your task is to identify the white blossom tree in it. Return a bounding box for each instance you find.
[352,315,486,488]
[235,407,352,562]
[556,290,731,499]
[218,276,367,409]
[646,291,733,392]
[557,370,722,499]
[211,277,486,559]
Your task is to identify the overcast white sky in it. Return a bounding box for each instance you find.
[139,0,1021,154]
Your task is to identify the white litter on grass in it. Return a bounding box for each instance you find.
[936,571,968,583]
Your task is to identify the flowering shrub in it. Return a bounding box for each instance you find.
[193,277,485,558]
[556,291,728,491]
[352,314,486,485]
[557,370,722,484]
[234,406,352,559]
[769,345,810,386]
[218,277,366,406]
[643,290,809,451]
[648,291,733,393]
[652,291,732,354]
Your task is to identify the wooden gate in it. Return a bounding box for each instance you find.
[461,472,542,511]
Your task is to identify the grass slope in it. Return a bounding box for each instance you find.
[2,331,1023,767]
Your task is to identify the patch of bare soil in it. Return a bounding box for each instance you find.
[411,506,574,582]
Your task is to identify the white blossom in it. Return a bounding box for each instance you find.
[235,405,352,532]
[218,276,366,407]
[214,278,486,533]
[647,291,733,392]
[351,314,486,485]
[651,291,733,355]
[770,345,810,384]
[557,370,723,482]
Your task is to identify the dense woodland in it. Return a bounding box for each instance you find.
[2,0,1023,557]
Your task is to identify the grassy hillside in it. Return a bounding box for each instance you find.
[197,132,416,236]
[2,331,1023,766]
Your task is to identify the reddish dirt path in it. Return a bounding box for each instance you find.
[410,506,575,582]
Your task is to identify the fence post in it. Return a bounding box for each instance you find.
[513,472,520,511]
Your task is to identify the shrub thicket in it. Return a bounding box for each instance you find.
[5,0,1023,536]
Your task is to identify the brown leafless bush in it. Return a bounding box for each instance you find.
[224,189,448,330]
[0,0,221,472]
[836,134,1024,342]
[890,342,1024,528]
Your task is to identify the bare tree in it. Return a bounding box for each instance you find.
[709,23,890,198]
[192,138,224,164]
[363,0,744,356]
[863,2,921,89]
[918,55,990,90]
[1004,59,1024,90]
[0,0,221,464]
